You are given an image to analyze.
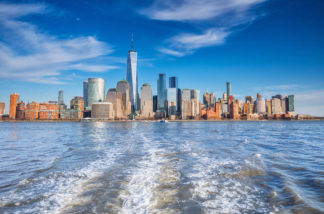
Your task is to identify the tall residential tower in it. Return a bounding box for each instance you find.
[126,34,139,112]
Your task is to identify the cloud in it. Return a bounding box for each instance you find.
[68,64,118,73]
[140,0,266,57]
[159,28,229,55]
[0,3,114,84]
[140,0,265,21]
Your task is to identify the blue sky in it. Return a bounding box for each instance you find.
[0,0,323,116]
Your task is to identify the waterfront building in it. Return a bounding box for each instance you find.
[256,93,266,114]
[153,95,157,112]
[59,96,85,119]
[91,102,114,119]
[167,88,177,119]
[210,92,216,107]
[105,88,123,119]
[271,98,282,114]
[169,76,181,113]
[83,81,88,109]
[58,90,64,105]
[190,89,200,118]
[203,92,210,108]
[39,102,59,120]
[140,84,153,119]
[227,82,231,98]
[116,80,131,117]
[266,100,272,116]
[157,73,167,114]
[16,101,25,120]
[9,93,20,120]
[87,78,105,111]
[0,102,5,118]
[202,102,221,120]
[126,36,139,112]
[229,96,239,119]
[25,102,39,120]
[181,89,191,119]
[281,98,287,114]
[287,95,295,112]
[237,99,244,114]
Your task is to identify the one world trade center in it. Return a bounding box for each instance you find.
[127,34,139,112]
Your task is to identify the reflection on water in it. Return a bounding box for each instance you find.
[0,121,323,213]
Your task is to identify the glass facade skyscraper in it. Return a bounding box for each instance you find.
[157,73,167,112]
[169,76,178,88]
[127,37,138,112]
[227,82,231,98]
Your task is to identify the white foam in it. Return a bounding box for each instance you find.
[118,134,181,214]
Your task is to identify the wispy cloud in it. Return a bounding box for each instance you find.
[159,28,229,55]
[140,0,265,21]
[0,3,114,84]
[140,0,266,57]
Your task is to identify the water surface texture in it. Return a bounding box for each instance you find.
[0,121,323,213]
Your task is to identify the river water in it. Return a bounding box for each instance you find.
[0,121,323,214]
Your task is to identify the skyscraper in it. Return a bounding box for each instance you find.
[169,76,181,113]
[116,80,131,117]
[58,90,64,105]
[140,84,153,118]
[83,81,88,110]
[287,95,295,112]
[87,78,105,111]
[127,34,139,112]
[227,82,231,98]
[9,93,19,120]
[157,73,167,113]
[169,76,178,88]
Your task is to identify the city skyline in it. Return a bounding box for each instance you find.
[0,1,324,116]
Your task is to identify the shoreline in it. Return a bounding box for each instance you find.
[1,119,323,123]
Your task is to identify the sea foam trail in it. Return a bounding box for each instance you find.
[180,138,276,214]
[118,133,181,214]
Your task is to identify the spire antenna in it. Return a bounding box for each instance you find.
[131,33,134,50]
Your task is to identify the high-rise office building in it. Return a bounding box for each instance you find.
[169,76,178,88]
[287,95,295,112]
[116,80,131,117]
[271,98,282,114]
[256,93,266,114]
[127,35,139,112]
[203,92,210,108]
[9,93,19,120]
[157,73,167,113]
[140,84,153,118]
[87,78,105,111]
[169,76,181,113]
[58,90,64,105]
[153,95,158,112]
[105,88,123,119]
[83,81,88,109]
[167,88,177,118]
[227,82,231,98]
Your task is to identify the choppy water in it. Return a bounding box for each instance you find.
[0,121,323,214]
